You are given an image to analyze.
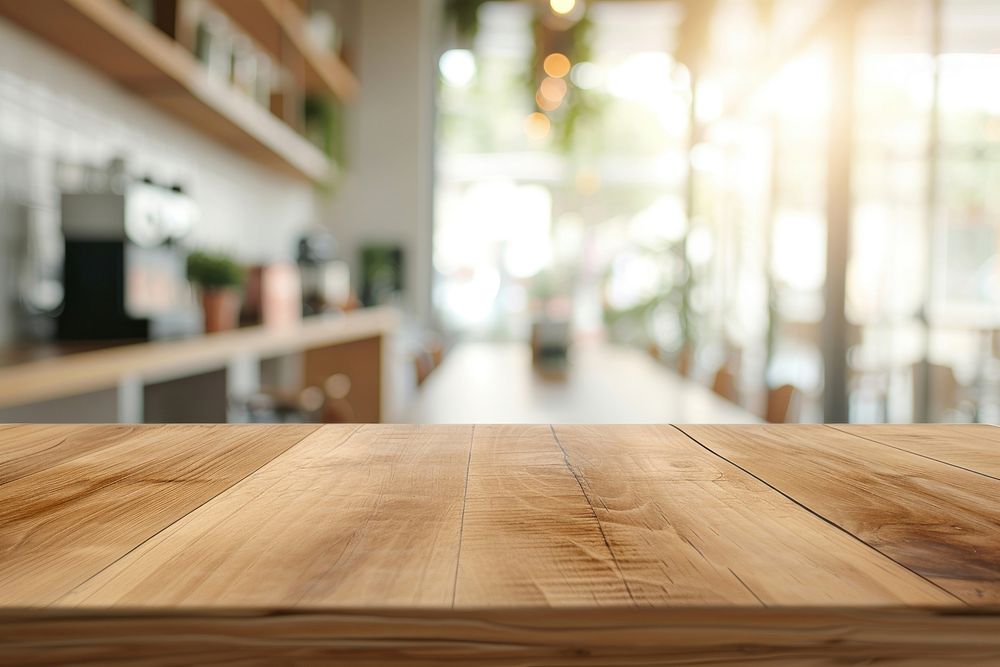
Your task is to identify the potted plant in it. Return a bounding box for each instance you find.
[186,250,244,333]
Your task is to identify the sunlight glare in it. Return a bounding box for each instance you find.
[543,53,572,78]
[524,112,551,140]
[549,0,576,16]
[439,49,476,87]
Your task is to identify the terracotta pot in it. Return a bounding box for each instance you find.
[200,288,241,333]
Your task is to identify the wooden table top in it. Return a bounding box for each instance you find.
[1,423,999,665]
[403,342,761,423]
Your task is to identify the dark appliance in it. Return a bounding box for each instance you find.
[57,182,198,341]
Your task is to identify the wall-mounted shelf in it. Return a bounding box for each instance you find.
[213,0,359,103]
[0,0,338,182]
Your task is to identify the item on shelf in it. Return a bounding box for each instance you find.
[306,10,341,55]
[304,95,343,160]
[122,0,155,24]
[230,34,257,98]
[254,52,274,108]
[107,156,128,194]
[0,0,340,182]
[58,168,200,341]
[194,7,233,84]
[190,3,277,110]
[186,251,244,333]
[242,263,303,328]
[360,245,404,307]
[122,0,179,38]
[297,229,352,315]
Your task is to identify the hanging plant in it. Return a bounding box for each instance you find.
[443,0,491,44]
[528,3,603,151]
[442,0,603,152]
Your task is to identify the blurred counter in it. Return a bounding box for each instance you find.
[0,307,398,423]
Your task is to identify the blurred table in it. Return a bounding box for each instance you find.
[402,341,760,423]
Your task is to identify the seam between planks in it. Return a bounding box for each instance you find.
[450,424,476,608]
[54,423,331,604]
[549,424,636,603]
[728,567,766,607]
[826,424,1000,483]
[670,424,967,606]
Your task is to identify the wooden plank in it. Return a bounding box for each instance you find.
[61,425,475,607]
[0,424,318,605]
[61,424,954,609]
[454,424,633,605]
[1,607,999,666]
[551,425,958,606]
[0,425,152,486]
[833,424,1000,480]
[679,424,1000,604]
[2,424,999,665]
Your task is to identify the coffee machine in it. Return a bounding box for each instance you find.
[58,180,199,341]
[297,228,352,315]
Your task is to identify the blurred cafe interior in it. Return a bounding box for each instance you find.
[0,0,998,426]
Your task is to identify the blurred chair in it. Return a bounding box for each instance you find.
[765,384,799,424]
[239,386,325,423]
[914,362,968,423]
[648,342,693,378]
[413,339,445,387]
[321,373,355,423]
[414,352,433,386]
[712,365,739,404]
[675,344,693,378]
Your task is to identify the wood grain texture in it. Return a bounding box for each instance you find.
[0,424,144,486]
[454,424,633,605]
[1,608,998,666]
[62,425,474,607]
[2,423,999,666]
[0,424,318,605]
[833,423,1000,479]
[550,425,957,606]
[679,424,1000,604]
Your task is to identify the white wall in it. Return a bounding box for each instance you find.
[319,0,439,325]
[0,16,318,343]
